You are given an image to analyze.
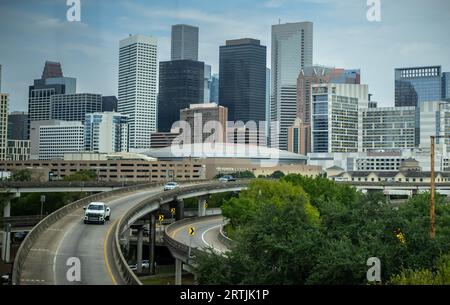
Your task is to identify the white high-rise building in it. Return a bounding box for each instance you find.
[311,83,369,153]
[271,22,313,150]
[118,35,157,151]
[419,101,450,153]
[37,121,85,160]
[85,112,129,153]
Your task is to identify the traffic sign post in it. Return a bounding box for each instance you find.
[170,208,176,220]
[188,227,196,261]
[40,195,46,219]
[158,214,164,223]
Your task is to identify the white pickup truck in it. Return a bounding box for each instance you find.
[83,202,111,225]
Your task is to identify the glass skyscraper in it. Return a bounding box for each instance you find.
[395,66,443,107]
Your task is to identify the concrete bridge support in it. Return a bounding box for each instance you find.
[149,213,156,275]
[176,199,184,221]
[1,199,11,263]
[136,226,144,274]
[198,196,208,217]
[175,258,183,285]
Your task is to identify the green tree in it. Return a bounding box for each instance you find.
[10,169,33,182]
[269,171,285,179]
[63,170,97,182]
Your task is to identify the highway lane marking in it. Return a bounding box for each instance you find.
[53,219,79,285]
[46,228,64,232]
[104,218,119,285]
[201,224,226,253]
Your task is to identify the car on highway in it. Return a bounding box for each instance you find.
[219,175,236,182]
[83,202,111,225]
[129,260,150,272]
[164,181,179,191]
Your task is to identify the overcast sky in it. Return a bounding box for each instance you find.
[1,0,449,112]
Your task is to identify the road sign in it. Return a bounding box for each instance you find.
[158,215,164,222]
[170,208,176,215]
[204,202,208,209]
[40,195,46,203]
[189,227,196,236]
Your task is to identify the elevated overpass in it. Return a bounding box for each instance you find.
[12,181,249,285]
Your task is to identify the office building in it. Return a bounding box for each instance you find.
[297,66,361,153]
[0,65,2,92]
[180,103,228,144]
[271,22,313,150]
[8,111,28,140]
[287,118,309,155]
[28,61,76,131]
[171,24,199,61]
[443,72,450,99]
[311,83,369,153]
[118,35,158,150]
[158,60,204,132]
[102,96,118,112]
[37,121,85,160]
[395,66,445,107]
[51,93,102,122]
[361,106,416,151]
[419,100,450,151]
[0,94,8,160]
[210,74,219,104]
[6,140,30,161]
[219,38,267,125]
[85,112,129,153]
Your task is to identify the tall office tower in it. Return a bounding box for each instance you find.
[395,66,444,107]
[0,94,8,160]
[50,93,102,121]
[180,103,228,144]
[271,22,313,150]
[0,65,2,92]
[266,68,271,146]
[311,83,369,153]
[6,140,30,161]
[85,112,129,153]
[102,96,118,112]
[204,64,212,103]
[210,74,219,103]
[158,60,204,132]
[361,106,416,152]
[171,24,199,61]
[8,111,29,140]
[297,66,360,153]
[36,121,85,160]
[219,38,267,144]
[28,61,76,133]
[287,118,309,155]
[118,35,158,150]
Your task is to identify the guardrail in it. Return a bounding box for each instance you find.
[114,181,251,285]
[11,181,170,285]
[218,224,235,249]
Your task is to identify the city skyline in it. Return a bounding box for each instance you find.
[1,0,450,112]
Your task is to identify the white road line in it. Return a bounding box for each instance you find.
[53,220,80,285]
[201,224,225,253]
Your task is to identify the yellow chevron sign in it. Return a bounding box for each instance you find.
[189,227,196,236]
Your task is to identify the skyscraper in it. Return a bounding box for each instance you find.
[85,112,129,153]
[0,94,8,161]
[311,83,369,153]
[204,64,212,103]
[118,35,157,150]
[28,61,76,134]
[171,24,199,61]
[271,22,313,150]
[158,60,205,132]
[219,38,267,124]
[0,65,2,92]
[395,66,444,107]
[8,111,29,140]
[297,66,360,153]
[443,72,450,99]
[50,93,102,122]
